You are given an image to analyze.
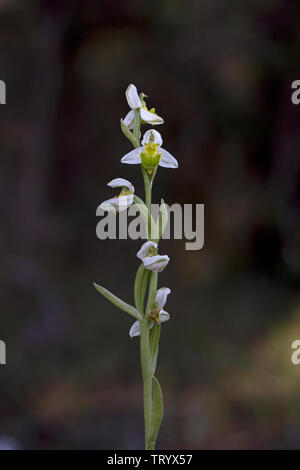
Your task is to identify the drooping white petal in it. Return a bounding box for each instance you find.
[155,287,171,309]
[100,195,133,213]
[136,241,158,261]
[126,84,142,109]
[129,320,154,338]
[142,129,163,146]
[116,195,134,211]
[123,109,135,129]
[98,201,116,214]
[158,310,170,324]
[159,148,178,168]
[140,108,164,125]
[143,255,170,272]
[121,147,143,165]
[129,320,141,338]
[107,178,134,193]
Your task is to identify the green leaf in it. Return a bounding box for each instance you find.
[120,119,140,148]
[140,268,150,308]
[150,324,161,377]
[134,264,149,315]
[133,195,158,242]
[149,376,164,447]
[152,199,168,242]
[158,199,168,240]
[93,282,141,320]
[133,196,150,239]
[145,271,158,313]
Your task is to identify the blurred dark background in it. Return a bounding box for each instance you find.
[0,0,300,450]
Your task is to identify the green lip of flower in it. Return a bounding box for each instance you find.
[140,149,162,171]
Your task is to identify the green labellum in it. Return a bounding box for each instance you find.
[141,151,161,170]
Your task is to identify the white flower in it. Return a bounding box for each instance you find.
[143,255,170,272]
[121,129,178,170]
[123,84,164,130]
[98,178,135,214]
[108,178,134,193]
[129,320,142,338]
[136,241,170,272]
[129,287,171,338]
[137,241,157,260]
[155,287,171,310]
[142,129,163,146]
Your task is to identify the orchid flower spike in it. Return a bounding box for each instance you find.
[136,241,170,272]
[121,129,178,173]
[123,84,164,130]
[129,287,171,338]
[98,178,135,214]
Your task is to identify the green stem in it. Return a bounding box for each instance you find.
[146,271,158,314]
[132,104,162,450]
[132,107,155,450]
[150,323,161,377]
[140,319,153,449]
[142,167,158,239]
[142,168,151,211]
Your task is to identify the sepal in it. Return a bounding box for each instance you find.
[120,118,140,149]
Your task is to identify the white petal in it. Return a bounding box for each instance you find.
[102,195,133,212]
[126,84,142,109]
[140,108,164,125]
[129,320,141,338]
[107,178,134,193]
[155,287,171,309]
[136,241,158,261]
[159,148,178,168]
[116,195,134,212]
[142,129,163,146]
[158,310,170,324]
[123,110,135,129]
[121,147,143,165]
[143,255,170,272]
[98,201,116,214]
[129,320,154,337]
